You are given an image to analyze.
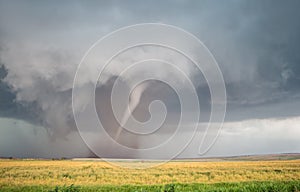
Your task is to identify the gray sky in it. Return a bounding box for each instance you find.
[0,0,299,158]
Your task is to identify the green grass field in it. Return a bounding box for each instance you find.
[0,158,300,191]
[1,181,300,192]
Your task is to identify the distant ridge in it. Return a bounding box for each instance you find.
[1,153,300,161]
[175,153,300,162]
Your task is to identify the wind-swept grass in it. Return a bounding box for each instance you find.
[0,159,299,191]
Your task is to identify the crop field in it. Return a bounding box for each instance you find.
[0,159,300,191]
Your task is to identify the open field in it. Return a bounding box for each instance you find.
[0,158,300,191]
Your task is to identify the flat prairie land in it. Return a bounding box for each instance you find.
[0,159,300,191]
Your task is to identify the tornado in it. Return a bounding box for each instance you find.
[114,82,150,141]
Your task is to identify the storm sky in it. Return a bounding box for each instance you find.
[0,0,299,158]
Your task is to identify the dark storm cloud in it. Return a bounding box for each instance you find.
[0,65,40,122]
[220,0,300,119]
[233,0,300,93]
[1,0,299,121]
[182,0,300,120]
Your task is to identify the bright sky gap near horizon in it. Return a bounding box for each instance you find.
[0,0,299,159]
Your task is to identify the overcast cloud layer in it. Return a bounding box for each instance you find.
[0,0,299,158]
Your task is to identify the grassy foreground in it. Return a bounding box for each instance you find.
[0,159,300,191]
[0,181,300,192]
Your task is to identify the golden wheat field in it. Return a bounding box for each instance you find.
[0,159,300,187]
